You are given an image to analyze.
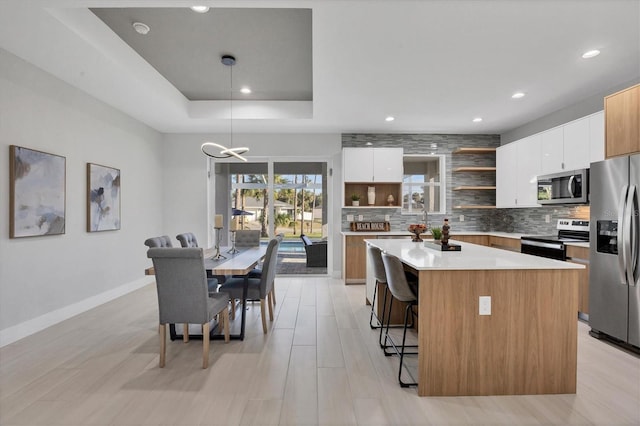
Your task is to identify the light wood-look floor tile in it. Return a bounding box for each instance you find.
[1,277,639,426]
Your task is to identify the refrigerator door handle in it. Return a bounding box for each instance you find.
[618,185,629,285]
[627,184,639,286]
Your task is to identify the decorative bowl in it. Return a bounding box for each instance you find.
[408,224,427,242]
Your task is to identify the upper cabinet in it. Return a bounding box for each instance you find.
[605,84,640,158]
[540,113,602,174]
[343,147,403,182]
[496,135,542,208]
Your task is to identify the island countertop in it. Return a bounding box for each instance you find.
[365,238,584,271]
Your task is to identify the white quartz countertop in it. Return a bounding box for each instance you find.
[365,238,585,271]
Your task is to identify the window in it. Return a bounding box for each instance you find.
[402,155,446,214]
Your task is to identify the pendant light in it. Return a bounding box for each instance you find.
[201,54,249,162]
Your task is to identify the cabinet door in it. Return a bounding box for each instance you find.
[563,117,590,170]
[496,143,517,208]
[605,85,640,158]
[540,127,564,174]
[516,135,542,207]
[372,148,403,182]
[345,235,367,283]
[589,111,605,164]
[343,148,373,182]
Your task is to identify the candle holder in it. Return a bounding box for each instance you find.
[227,229,239,254]
[213,227,226,259]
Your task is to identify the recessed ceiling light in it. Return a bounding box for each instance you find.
[385,116,395,122]
[132,22,150,35]
[582,49,600,59]
[472,117,483,123]
[190,6,210,13]
[512,92,525,99]
[240,87,252,94]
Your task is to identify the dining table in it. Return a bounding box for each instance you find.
[145,245,267,341]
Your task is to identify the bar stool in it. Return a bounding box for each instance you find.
[368,244,413,348]
[381,252,419,388]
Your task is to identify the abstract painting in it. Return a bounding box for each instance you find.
[87,163,121,232]
[10,145,66,238]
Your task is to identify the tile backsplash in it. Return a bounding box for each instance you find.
[341,133,590,235]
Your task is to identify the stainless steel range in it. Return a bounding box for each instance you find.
[521,219,590,261]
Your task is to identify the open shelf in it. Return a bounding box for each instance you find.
[453,166,496,172]
[453,205,496,209]
[452,147,497,154]
[453,186,496,191]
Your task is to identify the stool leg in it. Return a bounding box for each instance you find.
[398,304,418,388]
[369,281,380,329]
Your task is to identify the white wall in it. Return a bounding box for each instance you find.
[0,49,165,345]
[161,133,343,276]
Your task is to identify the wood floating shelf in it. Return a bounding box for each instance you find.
[453,186,496,191]
[453,166,496,172]
[452,147,497,154]
[453,205,496,209]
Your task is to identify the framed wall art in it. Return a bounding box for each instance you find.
[87,163,121,232]
[9,145,66,238]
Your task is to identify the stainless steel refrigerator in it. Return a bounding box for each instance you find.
[589,154,640,348]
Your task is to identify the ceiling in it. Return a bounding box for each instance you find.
[0,1,639,135]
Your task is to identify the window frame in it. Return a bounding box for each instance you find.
[401,154,446,215]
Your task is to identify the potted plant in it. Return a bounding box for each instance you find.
[351,193,361,206]
[430,226,442,241]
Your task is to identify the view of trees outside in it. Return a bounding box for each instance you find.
[231,172,323,239]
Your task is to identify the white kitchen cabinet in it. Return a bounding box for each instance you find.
[343,147,403,182]
[540,127,564,174]
[563,117,590,170]
[496,135,542,208]
[589,111,605,164]
[496,142,517,207]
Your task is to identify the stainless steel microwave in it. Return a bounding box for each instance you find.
[537,169,589,205]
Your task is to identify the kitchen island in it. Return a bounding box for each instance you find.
[365,238,584,397]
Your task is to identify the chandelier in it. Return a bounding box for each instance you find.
[201,54,249,162]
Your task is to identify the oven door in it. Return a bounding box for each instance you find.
[537,169,589,205]
[521,239,567,260]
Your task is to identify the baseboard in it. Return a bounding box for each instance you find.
[0,276,154,348]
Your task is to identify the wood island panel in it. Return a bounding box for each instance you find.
[452,235,490,246]
[417,268,578,396]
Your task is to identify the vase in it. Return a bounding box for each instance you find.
[352,200,359,206]
[367,186,376,205]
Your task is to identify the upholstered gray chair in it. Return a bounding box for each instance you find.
[147,247,230,369]
[234,230,261,248]
[144,235,173,248]
[176,232,223,291]
[381,252,419,387]
[300,234,327,267]
[219,237,280,334]
[242,233,284,305]
[176,232,198,248]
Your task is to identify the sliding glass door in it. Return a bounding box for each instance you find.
[212,159,328,275]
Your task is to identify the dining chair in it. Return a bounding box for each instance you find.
[240,232,284,304]
[176,232,223,291]
[234,230,261,248]
[144,235,173,248]
[219,237,280,334]
[381,252,419,387]
[147,247,230,368]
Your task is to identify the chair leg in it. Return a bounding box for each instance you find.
[230,298,236,320]
[260,299,268,334]
[202,322,210,369]
[159,323,166,368]
[272,284,276,306]
[267,291,274,321]
[222,308,230,342]
[183,323,189,342]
